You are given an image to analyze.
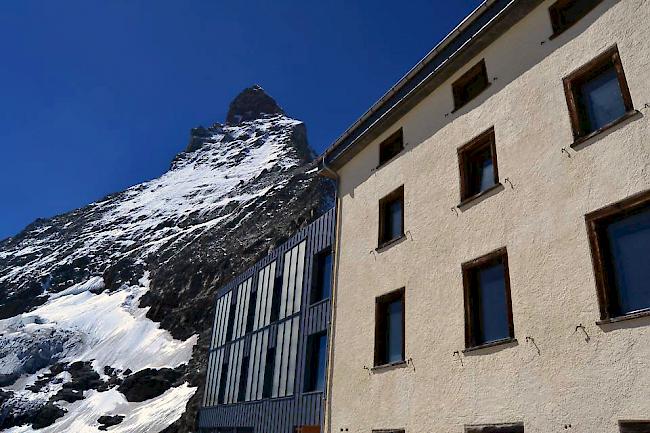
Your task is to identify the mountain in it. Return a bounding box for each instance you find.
[0,85,334,432]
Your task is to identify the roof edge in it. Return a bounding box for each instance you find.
[322,0,544,172]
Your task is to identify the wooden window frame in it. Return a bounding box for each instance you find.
[466,423,524,433]
[619,421,650,433]
[457,127,499,205]
[378,128,404,168]
[462,247,515,350]
[549,0,604,39]
[452,59,490,112]
[585,189,650,323]
[374,287,406,368]
[378,186,405,249]
[563,45,635,146]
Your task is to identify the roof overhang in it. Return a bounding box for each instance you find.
[320,0,545,174]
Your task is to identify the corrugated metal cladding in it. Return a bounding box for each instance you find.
[199,208,336,433]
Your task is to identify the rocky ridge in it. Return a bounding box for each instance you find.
[0,86,334,432]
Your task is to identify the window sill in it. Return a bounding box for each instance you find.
[457,183,503,209]
[309,298,330,309]
[570,110,640,149]
[376,234,407,252]
[301,390,324,397]
[451,82,492,114]
[463,337,517,354]
[597,309,650,325]
[371,360,408,372]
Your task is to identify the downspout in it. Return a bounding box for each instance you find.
[321,154,340,433]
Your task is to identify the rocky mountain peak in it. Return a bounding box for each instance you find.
[226,85,285,125]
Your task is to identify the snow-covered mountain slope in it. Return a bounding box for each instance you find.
[0,85,334,432]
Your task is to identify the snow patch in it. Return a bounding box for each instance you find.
[4,383,196,433]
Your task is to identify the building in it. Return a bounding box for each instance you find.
[320,1,650,433]
[198,208,335,433]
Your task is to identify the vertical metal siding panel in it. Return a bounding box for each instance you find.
[286,316,300,396]
[211,297,222,348]
[284,248,296,319]
[259,329,269,400]
[246,333,257,401]
[253,267,265,330]
[271,321,283,398]
[264,262,275,326]
[294,241,306,313]
[280,249,292,319]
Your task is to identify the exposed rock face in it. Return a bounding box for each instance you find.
[118,367,185,402]
[97,414,125,431]
[226,84,285,124]
[0,86,334,432]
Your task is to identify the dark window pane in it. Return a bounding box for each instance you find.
[237,356,249,402]
[387,199,403,240]
[579,64,626,133]
[225,304,237,342]
[304,333,328,392]
[312,251,332,304]
[550,0,602,35]
[386,299,403,363]
[475,263,510,345]
[262,347,275,398]
[379,131,404,165]
[606,207,650,315]
[467,146,495,196]
[245,290,257,334]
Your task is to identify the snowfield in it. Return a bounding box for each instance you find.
[0,273,197,431]
[4,384,197,433]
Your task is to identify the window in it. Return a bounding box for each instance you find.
[620,421,650,433]
[237,355,249,402]
[379,129,404,166]
[262,346,276,398]
[549,0,604,38]
[466,423,524,433]
[245,290,257,334]
[378,186,404,247]
[270,275,284,323]
[563,46,634,142]
[217,358,229,404]
[304,332,328,392]
[225,300,237,342]
[311,248,333,304]
[462,248,515,349]
[457,127,499,202]
[586,190,650,321]
[374,288,405,367]
[452,59,490,111]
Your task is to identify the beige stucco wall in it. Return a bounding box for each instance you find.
[327,0,650,432]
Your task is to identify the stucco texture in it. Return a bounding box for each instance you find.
[327,0,650,432]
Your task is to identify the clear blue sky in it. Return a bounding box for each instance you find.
[0,0,481,240]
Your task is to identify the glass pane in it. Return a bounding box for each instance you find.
[476,263,510,344]
[386,299,403,363]
[387,199,403,240]
[580,65,626,132]
[315,334,327,391]
[479,157,495,192]
[606,207,650,315]
[316,253,332,302]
